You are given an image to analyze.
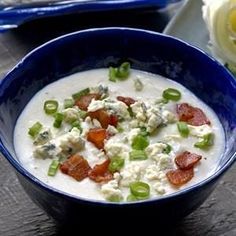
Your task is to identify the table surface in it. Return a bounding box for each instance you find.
[0,2,235,235]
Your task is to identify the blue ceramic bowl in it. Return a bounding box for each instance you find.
[0,28,235,224]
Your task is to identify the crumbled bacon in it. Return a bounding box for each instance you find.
[166,168,194,186]
[87,128,107,149]
[88,109,118,128]
[117,96,136,106]
[60,154,91,181]
[88,159,113,183]
[177,103,210,126]
[75,93,101,111]
[109,114,118,127]
[175,151,202,170]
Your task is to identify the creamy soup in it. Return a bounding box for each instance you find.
[14,65,225,202]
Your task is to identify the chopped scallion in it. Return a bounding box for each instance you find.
[108,62,131,82]
[108,195,123,202]
[162,88,181,101]
[108,157,124,173]
[44,100,58,115]
[72,88,90,101]
[132,135,149,150]
[71,120,82,133]
[48,160,59,176]
[28,122,43,138]
[64,98,74,109]
[194,133,214,149]
[116,62,131,80]
[53,113,64,128]
[129,150,147,161]
[130,181,150,199]
[109,67,117,82]
[127,194,137,202]
[79,110,87,119]
[177,121,189,137]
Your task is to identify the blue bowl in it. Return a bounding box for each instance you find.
[0,28,235,224]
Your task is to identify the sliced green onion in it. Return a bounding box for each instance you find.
[64,98,74,109]
[132,135,149,150]
[72,88,90,101]
[108,195,123,202]
[48,160,59,176]
[194,133,214,149]
[44,100,58,115]
[108,157,124,173]
[71,120,82,133]
[53,113,64,128]
[28,122,43,138]
[109,67,117,82]
[79,110,87,119]
[127,194,137,202]
[129,150,148,161]
[116,62,131,80]
[130,181,150,199]
[163,143,172,154]
[108,62,131,82]
[177,121,189,137]
[134,78,144,91]
[126,194,148,201]
[139,127,149,137]
[162,88,181,101]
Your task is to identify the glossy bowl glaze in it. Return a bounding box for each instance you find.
[0,28,235,225]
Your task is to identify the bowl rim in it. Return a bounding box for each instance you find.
[0,27,235,206]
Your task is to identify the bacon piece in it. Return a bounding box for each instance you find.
[177,103,210,126]
[88,109,110,129]
[175,151,202,170]
[166,168,194,186]
[88,159,113,183]
[88,109,118,128]
[75,93,101,111]
[60,154,91,181]
[87,128,107,149]
[117,96,136,106]
[109,114,118,127]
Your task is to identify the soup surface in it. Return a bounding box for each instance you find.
[14,67,225,202]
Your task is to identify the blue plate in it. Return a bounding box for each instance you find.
[0,0,169,32]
